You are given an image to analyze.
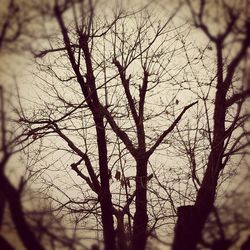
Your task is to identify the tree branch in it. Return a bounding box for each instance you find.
[71,159,97,194]
[101,106,137,157]
[147,101,198,156]
[226,89,250,107]
[113,59,139,123]
[52,122,100,193]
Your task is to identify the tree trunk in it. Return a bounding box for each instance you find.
[0,189,5,228]
[0,235,14,250]
[241,235,250,250]
[116,211,127,250]
[0,174,44,250]
[172,39,228,248]
[173,72,226,249]
[94,115,116,250]
[173,145,222,250]
[172,205,197,250]
[132,158,148,250]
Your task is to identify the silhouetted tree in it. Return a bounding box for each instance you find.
[2,1,249,250]
[173,0,250,249]
[18,1,196,249]
[0,1,85,249]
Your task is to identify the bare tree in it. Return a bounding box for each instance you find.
[0,1,46,249]
[0,85,46,250]
[0,1,84,249]
[5,0,249,250]
[17,1,199,249]
[172,0,250,249]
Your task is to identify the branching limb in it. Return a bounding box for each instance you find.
[147,101,198,156]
